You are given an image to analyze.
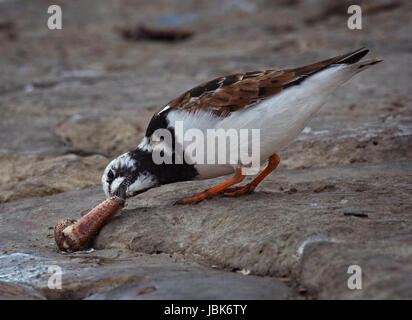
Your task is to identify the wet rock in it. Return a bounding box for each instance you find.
[0,281,46,300]
[0,226,293,300]
[85,255,292,300]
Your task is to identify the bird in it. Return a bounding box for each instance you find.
[101,47,382,204]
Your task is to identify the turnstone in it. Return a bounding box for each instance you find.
[102,47,382,204]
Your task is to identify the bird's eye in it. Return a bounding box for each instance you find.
[107,170,114,180]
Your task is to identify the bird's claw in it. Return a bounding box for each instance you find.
[173,196,204,205]
[222,184,255,197]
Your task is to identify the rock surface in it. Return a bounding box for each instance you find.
[0,189,294,299]
[0,0,411,299]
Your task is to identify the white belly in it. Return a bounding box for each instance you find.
[218,89,327,164]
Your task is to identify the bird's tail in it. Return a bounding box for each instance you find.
[301,48,383,95]
[284,47,383,84]
[333,47,370,65]
[337,48,383,76]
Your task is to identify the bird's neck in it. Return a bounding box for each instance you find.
[130,148,198,186]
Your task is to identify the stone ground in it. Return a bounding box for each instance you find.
[0,0,411,299]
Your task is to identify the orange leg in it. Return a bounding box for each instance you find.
[175,168,246,205]
[223,154,280,197]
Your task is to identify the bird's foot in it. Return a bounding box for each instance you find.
[174,192,209,205]
[174,168,247,205]
[222,183,256,197]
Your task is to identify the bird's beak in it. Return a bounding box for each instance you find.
[114,181,128,200]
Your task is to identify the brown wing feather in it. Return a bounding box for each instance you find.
[165,70,295,117]
[158,48,369,118]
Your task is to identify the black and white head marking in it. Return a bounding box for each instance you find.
[102,151,158,199]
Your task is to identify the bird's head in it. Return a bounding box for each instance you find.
[101,150,158,200]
